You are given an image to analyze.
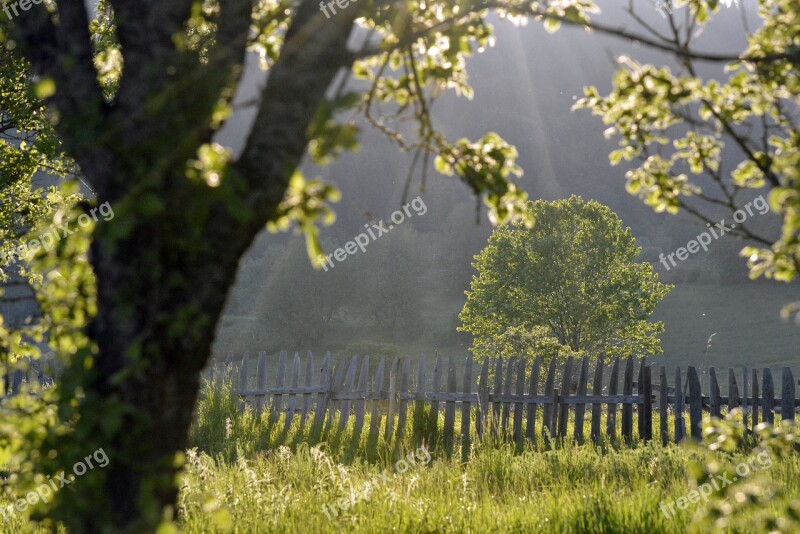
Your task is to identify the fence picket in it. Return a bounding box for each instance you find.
[385,357,400,440]
[255,352,267,415]
[299,352,314,428]
[368,357,386,444]
[492,357,503,438]
[728,368,740,413]
[444,355,457,455]
[461,357,474,462]
[674,367,685,442]
[514,359,526,446]
[687,366,702,440]
[762,368,774,425]
[607,357,620,443]
[338,356,357,431]
[742,366,749,429]
[637,358,646,438]
[353,355,369,440]
[782,367,795,423]
[396,358,411,442]
[751,368,759,431]
[431,355,444,443]
[312,353,331,431]
[642,366,653,441]
[477,358,489,439]
[558,356,574,438]
[274,351,287,419]
[591,356,604,444]
[709,367,721,418]
[501,358,515,437]
[574,356,589,444]
[415,355,427,439]
[238,352,250,413]
[527,356,541,444]
[542,357,557,438]
[622,357,634,445]
[282,353,300,434]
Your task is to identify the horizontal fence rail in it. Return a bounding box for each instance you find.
[220,351,799,456]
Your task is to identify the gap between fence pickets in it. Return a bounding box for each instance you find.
[229,353,799,442]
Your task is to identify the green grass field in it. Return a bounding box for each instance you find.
[5,373,799,533]
[176,376,800,533]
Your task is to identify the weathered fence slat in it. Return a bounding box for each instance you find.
[751,368,759,431]
[590,355,604,444]
[728,368,740,413]
[574,356,589,444]
[282,352,300,433]
[368,356,386,443]
[396,358,411,442]
[558,356,574,438]
[709,367,721,418]
[312,353,331,431]
[415,355,427,438]
[687,366,702,440]
[444,355,457,455]
[622,357,634,445]
[742,366,749,429]
[637,358,646,438]
[527,356,541,444]
[659,367,668,445]
[477,358,489,439]
[431,355,443,443]
[255,352,268,415]
[782,367,795,422]
[238,352,250,413]
[674,367,685,442]
[513,359,526,446]
[501,357,514,437]
[299,352,314,428]
[607,357,620,443]
[353,355,369,440]
[542,357,556,438]
[339,355,358,430]
[762,368,775,426]
[385,357,399,439]
[461,357,473,462]
[642,366,653,441]
[274,351,287,418]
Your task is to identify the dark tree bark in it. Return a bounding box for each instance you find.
[11,0,358,530]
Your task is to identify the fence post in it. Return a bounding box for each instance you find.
[238,352,250,413]
[687,366,702,440]
[461,356,474,462]
[642,366,653,441]
[659,366,668,445]
[590,355,605,445]
[574,356,589,444]
[622,357,634,445]
[558,356,574,438]
[762,368,774,426]
[782,367,795,423]
[527,356,541,445]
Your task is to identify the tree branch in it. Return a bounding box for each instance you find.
[234,0,358,221]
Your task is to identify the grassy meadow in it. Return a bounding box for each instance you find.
[3,373,799,533]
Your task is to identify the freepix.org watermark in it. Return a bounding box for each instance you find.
[1,447,110,523]
[658,195,768,271]
[316,196,427,272]
[1,202,114,267]
[659,449,772,519]
[321,445,430,520]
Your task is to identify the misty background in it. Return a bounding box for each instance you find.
[205,1,800,374]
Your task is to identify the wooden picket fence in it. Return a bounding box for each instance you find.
[224,351,799,457]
